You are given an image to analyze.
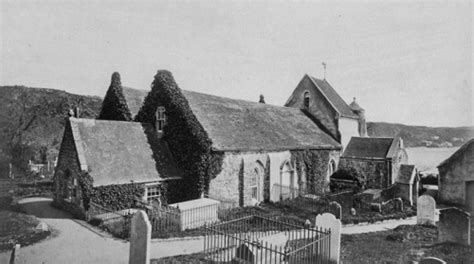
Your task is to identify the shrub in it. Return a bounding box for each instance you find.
[97,72,132,121]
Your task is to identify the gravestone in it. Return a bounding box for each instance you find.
[329,201,342,219]
[417,195,436,225]
[438,207,470,246]
[419,257,447,264]
[315,213,341,264]
[9,244,20,264]
[393,198,404,212]
[35,222,48,232]
[129,210,151,264]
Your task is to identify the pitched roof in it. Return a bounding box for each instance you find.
[122,86,148,118]
[308,76,358,118]
[69,118,182,186]
[181,90,341,151]
[342,137,398,159]
[438,138,474,167]
[397,164,417,184]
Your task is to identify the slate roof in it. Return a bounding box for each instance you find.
[438,138,474,168]
[342,137,398,159]
[122,86,148,118]
[397,164,416,184]
[181,90,341,151]
[69,118,182,187]
[309,76,358,118]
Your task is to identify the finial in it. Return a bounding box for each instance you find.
[259,94,266,104]
[322,62,327,80]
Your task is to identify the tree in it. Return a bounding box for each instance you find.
[97,72,132,121]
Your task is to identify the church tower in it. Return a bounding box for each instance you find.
[349,97,368,137]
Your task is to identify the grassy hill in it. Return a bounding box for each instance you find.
[0,86,102,177]
[367,122,474,148]
[0,85,472,178]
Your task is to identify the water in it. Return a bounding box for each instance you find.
[405,147,460,173]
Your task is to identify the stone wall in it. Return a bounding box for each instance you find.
[391,149,408,185]
[285,76,339,141]
[338,158,390,189]
[209,149,339,206]
[438,143,474,205]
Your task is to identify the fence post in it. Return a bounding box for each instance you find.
[315,213,341,264]
[129,210,151,264]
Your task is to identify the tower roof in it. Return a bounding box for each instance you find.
[349,97,364,112]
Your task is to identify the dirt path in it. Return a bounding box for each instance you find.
[0,197,418,263]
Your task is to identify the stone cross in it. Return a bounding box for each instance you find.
[417,195,436,225]
[129,210,151,264]
[316,213,341,264]
[329,201,342,219]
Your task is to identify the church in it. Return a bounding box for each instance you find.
[54,70,374,215]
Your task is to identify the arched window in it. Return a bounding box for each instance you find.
[303,91,310,109]
[250,161,264,203]
[279,161,295,200]
[155,106,166,133]
[327,159,336,178]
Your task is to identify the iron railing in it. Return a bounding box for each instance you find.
[203,215,331,263]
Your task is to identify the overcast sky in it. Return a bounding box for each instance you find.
[1,1,472,127]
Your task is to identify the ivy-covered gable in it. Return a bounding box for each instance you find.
[98,72,133,121]
[135,70,223,199]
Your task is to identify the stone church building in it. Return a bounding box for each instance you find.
[54,70,383,213]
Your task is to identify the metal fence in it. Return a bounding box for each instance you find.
[203,215,331,264]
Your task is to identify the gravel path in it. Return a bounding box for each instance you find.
[0,197,418,263]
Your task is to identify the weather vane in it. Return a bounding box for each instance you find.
[322,62,327,80]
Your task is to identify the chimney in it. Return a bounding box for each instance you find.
[259,94,266,104]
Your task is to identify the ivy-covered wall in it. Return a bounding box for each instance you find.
[97,72,133,121]
[135,70,223,200]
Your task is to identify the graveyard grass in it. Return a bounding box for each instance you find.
[0,210,51,252]
[152,225,472,263]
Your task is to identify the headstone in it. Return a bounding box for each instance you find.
[304,219,312,228]
[315,213,341,264]
[417,195,436,225]
[350,208,356,216]
[394,198,404,212]
[419,257,447,264]
[129,210,151,264]
[438,207,470,246]
[329,201,342,219]
[9,244,20,264]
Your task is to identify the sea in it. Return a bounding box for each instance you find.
[405,147,460,174]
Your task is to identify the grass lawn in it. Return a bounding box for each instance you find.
[151,225,472,263]
[0,210,51,252]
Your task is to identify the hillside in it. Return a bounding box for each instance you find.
[0,86,102,177]
[367,122,474,148]
[0,85,472,178]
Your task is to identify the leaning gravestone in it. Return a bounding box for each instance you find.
[316,213,341,264]
[419,257,447,264]
[329,201,342,219]
[417,195,436,225]
[129,210,151,264]
[9,244,20,264]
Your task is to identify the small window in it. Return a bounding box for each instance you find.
[146,186,161,202]
[155,107,166,132]
[303,91,310,109]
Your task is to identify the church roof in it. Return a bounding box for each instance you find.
[308,76,358,119]
[342,137,399,159]
[397,164,417,184]
[69,118,182,186]
[181,90,341,151]
[438,138,474,168]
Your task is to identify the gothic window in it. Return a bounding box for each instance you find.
[155,107,166,133]
[303,91,310,109]
[250,162,264,202]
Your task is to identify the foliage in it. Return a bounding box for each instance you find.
[97,72,132,121]
[330,167,366,192]
[135,70,223,200]
[290,149,332,194]
[91,184,145,211]
[420,174,438,185]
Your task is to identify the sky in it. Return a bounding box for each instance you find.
[1,0,472,127]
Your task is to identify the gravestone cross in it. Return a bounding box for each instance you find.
[129,210,151,264]
[316,213,341,264]
[417,195,436,225]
